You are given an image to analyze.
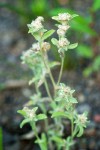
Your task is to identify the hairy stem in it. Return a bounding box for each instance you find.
[57,55,65,85]
[44,78,53,101]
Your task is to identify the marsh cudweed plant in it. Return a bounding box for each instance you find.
[18,13,89,150]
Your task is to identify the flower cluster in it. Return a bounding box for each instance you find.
[55,83,77,104]
[22,107,38,121]
[78,113,88,125]
[52,13,72,23]
[52,13,78,56]
[32,42,50,52]
[27,16,44,33]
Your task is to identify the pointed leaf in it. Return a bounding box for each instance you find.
[20,118,30,128]
[17,110,26,117]
[42,30,55,40]
[77,126,84,137]
[68,43,78,49]
[51,111,67,118]
[69,97,78,103]
[37,114,47,120]
[51,38,58,46]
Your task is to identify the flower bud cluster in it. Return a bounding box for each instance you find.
[32,42,50,52]
[55,83,75,103]
[23,107,38,120]
[78,113,88,124]
[27,16,44,33]
[58,38,70,48]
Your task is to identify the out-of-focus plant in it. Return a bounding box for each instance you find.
[18,13,89,150]
[0,0,49,26]
[0,127,3,150]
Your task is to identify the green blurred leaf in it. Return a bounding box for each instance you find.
[77,126,84,137]
[17,110,26,117]
[68,43,78,49]
[42,30,55,40]
[51,38,58,46]
[77,44,93,58]
[0,127,3,150]
[51,111,68,118]
[30,0,48,15]
[83,67,93,77]
[69,97,78,103]
[93,56,100,71]
[36,114,47,120]
[20,118,30,128]
[92,0,100,11]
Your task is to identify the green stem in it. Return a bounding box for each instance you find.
[71,118,74,139]
[44,78,53,101]
[57,55,65,85]
[34,82,40,94]
[31,122,39,140]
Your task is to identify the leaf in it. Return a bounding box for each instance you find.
[0,127,3,150]
[51,111,67,118]
[52,136,65,145]
[42,30,55,40]
[33,33,40,41]
[77,126,84,137]
[35,133,47,150]
[17,110,26,117]
[51,38,58,46]
[83,67,93,77]
[72,14,79,18]
[69,97,78,103]
[37,114,47,120]
[92,0,100,11]
[68,43,78,49]
[77,44,93,58]
[20,119,30,128]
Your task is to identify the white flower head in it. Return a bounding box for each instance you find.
[22,49,33,59]
[36,16,44,22]
[32,43,40,51]
[23,107,38,120]
[58,13,72,21]
[28,17,44,33]
[58,38,70,47]
[52,13,72,23]
[42,42,51,51]
[58,24,70,31]
[78,113,88,124]
[57,29,65,36]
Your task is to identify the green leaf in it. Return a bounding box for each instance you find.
[77,44,93,58]
[42,30,55,40]
[20,118,30,128]
[72,14,79,18]
[68,43,78,49]
[51,111,67,118]
[35,133,47,150]
[32,33,40,41]
[69,97,78,103]
[0,127,3,150]
[37,114,47,120]
[17,110,26,117]
[51,38,58,46]
[93,56,100,71]
[51,136,65,145]
[92,0,100,11]
[77,126,84,137]
[83,67,93,77]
